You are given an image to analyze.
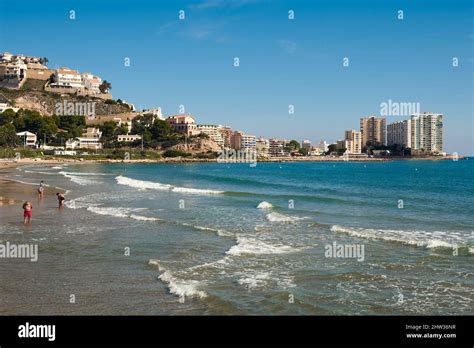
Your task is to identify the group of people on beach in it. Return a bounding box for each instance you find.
[22,180,65,224]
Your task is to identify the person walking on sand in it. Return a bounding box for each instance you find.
[23,201,32,224]
[56,193,65,208]
[37,180,45,198]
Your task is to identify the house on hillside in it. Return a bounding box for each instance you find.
[16,131,37,147]
[166,115,197,136]
[65,127,103,150]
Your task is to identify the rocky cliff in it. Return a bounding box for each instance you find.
[0,80,130,116]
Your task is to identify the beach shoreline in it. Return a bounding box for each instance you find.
[0,154,464,169]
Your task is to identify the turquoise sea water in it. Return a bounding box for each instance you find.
[0,160,473,314]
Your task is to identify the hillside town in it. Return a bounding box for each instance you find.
[0,51,447,160]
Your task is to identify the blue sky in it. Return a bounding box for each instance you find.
[1,0,473,154]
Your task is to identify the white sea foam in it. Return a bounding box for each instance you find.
[58,171,111,185]
[266,212,307,223]
[238,271,271,290]
[115,175,223,195]
[87,206,129,218]
[129,214,160,222]
[3,178,37,186]
[237,270,296,290]
[24,170,58,175]
[331,225,473,253]
[149,259,207,299]
[59,171,111,176]
[226,236,303,256]
[181,223,234,237]
[83,206,160,222]
[158,271,207,299]
[257,201,273,209]
[60,172,102,186]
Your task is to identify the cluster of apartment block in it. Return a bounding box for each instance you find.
[0,52,50,88]
[48,67,103,94]
[165,114,336,158]
[0,52,109,99]
[165,114,311,158]
[165,114,260,153]
[337,113,443,155]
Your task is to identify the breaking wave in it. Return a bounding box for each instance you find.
[257,201,273,209]
[226,235,305,256]
[266,212,308,223]
[115,175,223,195]
[330,225,473,253]
[148,259,207,299]
[59,171,103,185]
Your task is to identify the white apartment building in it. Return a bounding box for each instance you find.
[82,72,102,93]
[241,133,256,150]
[317,140,329,152]
[343,130,362,154]
[387,120,412,148]
[0,60,27,80]
[231,131,256,150]
[195,124,224,148]
[269,138,287,157]
[66,127,103,150]
[77,137,102,150]
[410,113,443,153]
[256,138,270,157]
[51,67,83,88]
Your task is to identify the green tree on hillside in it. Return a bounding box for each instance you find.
[0,124,19,147]
[19,110,57,141]
[0,109,17,126]
[99,80,112,93]
[150,119,173,140]
[131,114,154,134]
[53,115,86,138]
[116,124,129,135]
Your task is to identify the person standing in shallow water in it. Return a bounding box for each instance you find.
[22,201,32,224]
[56,193,65,208]
[37,180,45,198]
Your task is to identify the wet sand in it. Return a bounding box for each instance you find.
[0,176,66,223]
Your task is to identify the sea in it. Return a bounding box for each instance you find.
[0,159,472,315]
